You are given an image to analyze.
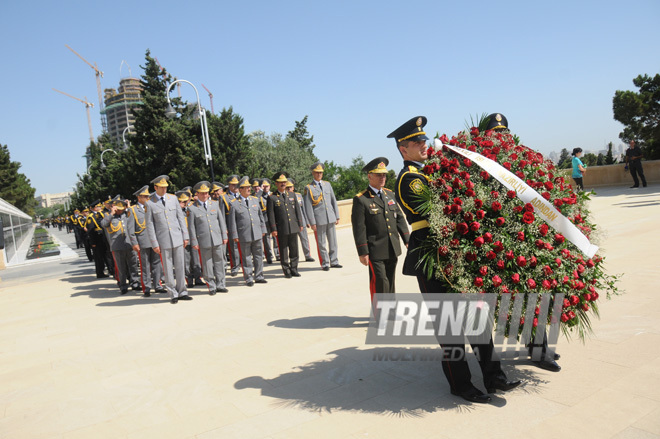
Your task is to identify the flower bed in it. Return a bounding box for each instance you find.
[26,227,60,259]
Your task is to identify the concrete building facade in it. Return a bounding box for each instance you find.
[102,77,143,145]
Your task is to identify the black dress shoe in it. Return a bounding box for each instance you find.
[120,289,128,295]
[532,359,561,372]
[216,287,229,293]
[187,281,194,288]
[171,298,178,304]
[485,376,522,394]
[331,264,343,268]
[322,267,330,271]
[450,387,492,403]
[132,284,141,291]
[209,290,216,296]
[266,259,273,264]
[255,279,268,284]
[305,257,315,262]
[195,278,206,286]
[179,295,193,301]
[284,273,293,278]
[291,271,301,277]
[230,272,238,277]
[246,281,254,287]
[155,287,167,294]
[97,274,110,278]
[630,185,639,188]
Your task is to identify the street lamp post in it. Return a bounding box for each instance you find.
[122,125,133,151]
[100,148,118,170]
[165,79,215,182]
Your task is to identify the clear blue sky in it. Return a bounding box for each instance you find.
[1,0,658,196]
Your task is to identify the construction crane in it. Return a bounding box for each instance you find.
[201,84,214,114]
[53,88,95,144]
[65,44,107,132]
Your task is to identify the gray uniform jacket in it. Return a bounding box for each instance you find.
[187,199,228,248]
[303,180,340,226]
[126,204,152,249]
[101,212,133,251]
[145,192,189,249]
[294,192,310,226]
[228,196,267,243]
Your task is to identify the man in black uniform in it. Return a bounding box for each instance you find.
[625,140,647,188]
[351,157,409,301]
[390,116,520,403]
[267,172,304,278]
[86,200,111,278]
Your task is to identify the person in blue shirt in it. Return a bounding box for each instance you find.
[571,148,587,191]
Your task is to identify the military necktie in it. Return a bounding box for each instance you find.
[160,197,165,206]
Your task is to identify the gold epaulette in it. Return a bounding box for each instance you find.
[355,189,367,198]
[383,188,393,192]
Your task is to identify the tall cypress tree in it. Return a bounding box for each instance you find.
[0,144,36,215]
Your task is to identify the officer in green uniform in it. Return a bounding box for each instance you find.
[351,157,409,300]
[391,116,520,403]
[86,200,111,278]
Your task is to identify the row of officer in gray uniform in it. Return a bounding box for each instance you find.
[97,162,343,304]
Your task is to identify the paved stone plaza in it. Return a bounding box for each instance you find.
[1,185,659,439]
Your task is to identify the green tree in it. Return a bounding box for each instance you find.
[0,143,37,215]
[557,148,571,169]
[582,153,598,167]
[287,115,315,153]
[596,153,604,166]
[208,107,252,182]
[247,131,318,187]
[605,142,617,165]
[612,73,660,159]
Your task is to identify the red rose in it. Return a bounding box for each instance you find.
[530,256,537,268]
[480,171,490,180]
[453,197,463,205]
[470,222,481,232]
[541,191,551,200]
[561,313,569,323]
[474,237,485,247]
[516,255,527,267]
[492,275,502,287]
[511,273,520,284]
[569,295,579,305]
[544,181,554,190]
[592,292,599,300]
[533,317,538,328]
[519,160,528,167]
[551,279,558,288]
[503,162,511,170]
[542,280,552,290]
[475,210,485,219]
[496,260,505,270]
[493,241,504,252]
[522,212,535,224]
[554,199,564,208]
[457,223,469,235]
[513,206,523,213]
[516,231,525,241]
[483,232,493,243]
[562,275,570,284]
[443,206,451,215]
[505,250,515,260]
[465,189,476,197]
[586,259,595,268]
[450,239,460,247]
[495,217,506,226]
[583,293,592,301]
[439,246,449,256]
[581,303,589,311]
[463,212,474,222]
[536,239,546,249]
[527,278,537,289]
[577,264,585,274]
[554,234,565,244]
[450,204,462,215]
[543,265,553,276]
[524,203,534,212]
[491,201,502,211]
[479,266,488,276]
[474,277,484,287]
[507,190,516,199]
[563,299,570,308]
[465,181,475,190]
[466,252,477,262]
[474,199,483,209]
[568,311,576,319]
[538,224,549,236]
[491,191,500,199]
[486,251,497,260]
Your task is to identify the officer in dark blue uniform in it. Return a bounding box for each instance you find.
[391,116,521,403]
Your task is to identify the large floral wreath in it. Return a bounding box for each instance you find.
[416,123,620,339]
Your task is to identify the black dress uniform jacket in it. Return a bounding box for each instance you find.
[351,187,409,260]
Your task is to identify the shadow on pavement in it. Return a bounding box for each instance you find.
[268,316,370,329]
[234,346,547,415]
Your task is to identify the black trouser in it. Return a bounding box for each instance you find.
[276,232,298,275]
[630,161,647,187]
[573,177,583,191]
[83,235,93,261]
[369,258,398,295]
[416,274,504,392]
